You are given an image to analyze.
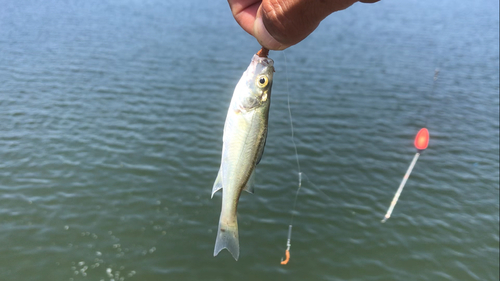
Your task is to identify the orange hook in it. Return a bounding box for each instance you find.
[256,47,269,58]
[280,249,290,265]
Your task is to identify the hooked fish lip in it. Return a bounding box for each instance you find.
[260,58,273,65]
[257,58,274,66]
[252,54,274,66]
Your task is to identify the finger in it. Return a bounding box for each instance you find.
[228,0,261,35]
[259,0,358,48]
[253,14,285,50]
[227,0,261,15]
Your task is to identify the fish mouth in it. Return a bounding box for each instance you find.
[245,55,274,80]
[254,56,274,67]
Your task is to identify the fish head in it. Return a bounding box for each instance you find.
[234,55,274,112]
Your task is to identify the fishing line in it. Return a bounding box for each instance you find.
[421,68,439,127]
[428,68,439,126]
[283,51,303,221]
[279,50,302,265]
[279,51,340,264]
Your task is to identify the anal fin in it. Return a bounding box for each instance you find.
[211,168,223,198]
[243,169,255,194]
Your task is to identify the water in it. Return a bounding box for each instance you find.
[0,0,498,280]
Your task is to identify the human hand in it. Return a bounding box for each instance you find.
[228,0,379,50]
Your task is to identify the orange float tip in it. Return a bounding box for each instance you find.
[414,128,429,151]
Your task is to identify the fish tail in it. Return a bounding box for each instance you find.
[213,213,239,260]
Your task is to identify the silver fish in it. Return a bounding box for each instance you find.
[212,53,274,260]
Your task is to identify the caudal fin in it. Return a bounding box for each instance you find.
[213,216,239,260]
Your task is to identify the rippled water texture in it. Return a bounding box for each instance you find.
[0,0,498,280]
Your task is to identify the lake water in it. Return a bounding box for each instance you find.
[0,0,498,280]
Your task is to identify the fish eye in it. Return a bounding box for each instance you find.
[256,75,268,88]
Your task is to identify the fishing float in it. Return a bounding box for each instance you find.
[381,128,429,223]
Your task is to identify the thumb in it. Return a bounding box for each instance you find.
[253,13,286,50]
[252,0,372,50]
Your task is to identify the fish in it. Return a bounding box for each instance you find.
[212,51,274,260]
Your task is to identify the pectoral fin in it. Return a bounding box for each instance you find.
[211,168,223,198]
[243,169,255,194]
[256,128,267,165]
